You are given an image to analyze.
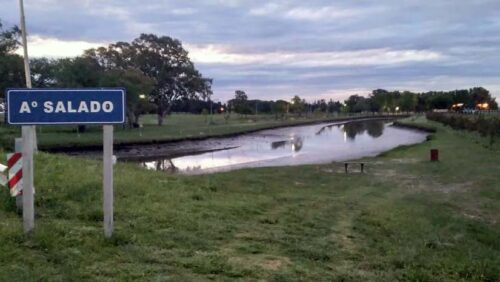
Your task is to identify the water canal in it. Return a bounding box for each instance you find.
[121,118,428,174]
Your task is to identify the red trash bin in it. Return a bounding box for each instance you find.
[430,149,439,161]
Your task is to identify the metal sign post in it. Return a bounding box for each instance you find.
[103,125,114,237]
[22,127,34,232]
[7,88,125,237]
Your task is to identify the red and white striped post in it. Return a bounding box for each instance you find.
[14,138,23,210]
[7,153,23,197]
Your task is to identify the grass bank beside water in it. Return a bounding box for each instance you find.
[0,116,499,281]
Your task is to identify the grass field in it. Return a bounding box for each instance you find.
[0,113,399,150]
[0,116,499,281]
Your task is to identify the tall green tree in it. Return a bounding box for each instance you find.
[85,34,212,125]
[230,90,251,115]
[0,20,23,99]
[0,55,24,98]
[0,20,20,55]
[272,100,288,119]
[30,58,57,87]
[369,89,389,112]
[327,99,343,113]
[345,95,369,113]
[469,87,498,109]
[399,91,417,112]
[53,57,102,88]
[290,95,306,115]
[99,68,155,127]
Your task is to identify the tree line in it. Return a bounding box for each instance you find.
[227,90,342,117]
[344,88,498,113]
[227,88,498,117]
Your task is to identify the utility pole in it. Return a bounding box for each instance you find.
[18,0,35,233]
[19,0,31,89]
[19,0,37,151]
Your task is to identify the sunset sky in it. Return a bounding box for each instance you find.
[1,0,499,102]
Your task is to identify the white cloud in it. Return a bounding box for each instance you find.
[187,44,444,67]
[250,4,361,21]
[15,36,103,58]
[214,0,245,7]
[249,3,283,16]
[171,8,196,15]
[284,6,360,21]
[15,38,442,68]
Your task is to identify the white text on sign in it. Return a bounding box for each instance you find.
[19,101,115,114]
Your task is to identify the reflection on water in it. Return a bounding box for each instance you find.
[271,137,303,152]
[343,120,384,139]
[142,159,179,173]
[141,119,427,174]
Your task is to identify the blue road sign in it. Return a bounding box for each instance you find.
[6,89,126,125]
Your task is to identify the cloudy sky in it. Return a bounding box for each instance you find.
[1,0,499,102]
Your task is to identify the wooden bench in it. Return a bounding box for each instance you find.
[344,162,365,173]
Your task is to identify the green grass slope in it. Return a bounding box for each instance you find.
[0,117,498,281]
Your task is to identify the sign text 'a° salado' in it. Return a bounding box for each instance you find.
[6,89,125,125]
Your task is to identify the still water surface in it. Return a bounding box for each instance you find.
[139,119,427,174]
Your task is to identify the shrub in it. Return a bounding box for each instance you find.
[426,113,500,141]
